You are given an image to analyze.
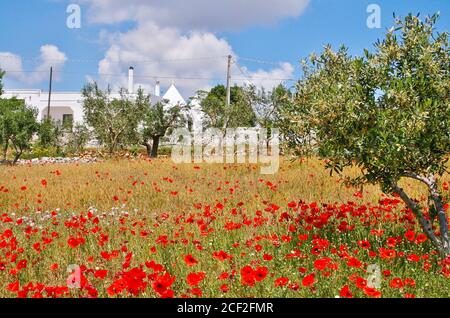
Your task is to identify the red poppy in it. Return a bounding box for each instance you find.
[190,288,202,297]
[340,285,353,298]
[355,277,367,289]
[364,287,381,298]
[187,272,206,287]
[389,277,404,289]
[184,254,198,266]
[220,284,229,293]
[7,281,19,292]
[17,260,27,270]
[405,230,415,242]
[275,277,290,287]
[254,267,268,282]
[387,237,398,247]
[301,274,315,287]
[357,240,371,249]
[407,254,420,263]
[152,273,176,296]
[212,250,231,261]
[347,257,362,268]
[314,257,332,271]
[298,234,309,241]
[404,278,416,287]
[415,234,427,244]
[145,261,165,273]
[67,237,85,249]
[288,201,298,209]
[218,272,229,280]
[241,266,256,287]
[94,270,108,279]
[379,248,396,259]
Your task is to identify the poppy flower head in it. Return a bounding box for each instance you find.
[184,254,198,267]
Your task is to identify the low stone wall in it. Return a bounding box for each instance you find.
[16,156,100,166]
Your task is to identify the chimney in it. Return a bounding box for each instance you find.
[155,80,161,97]
[128,67,134,94]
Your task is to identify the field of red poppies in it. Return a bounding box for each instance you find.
[0,158,448,298]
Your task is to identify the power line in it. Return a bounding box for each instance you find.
[232,58,296,83]
[4,70,296,82]
[0,55,229,64]
[237,56,294,67]
[0,54,296,67]
[233,60,253,82]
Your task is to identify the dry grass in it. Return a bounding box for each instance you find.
[0,158,434,215]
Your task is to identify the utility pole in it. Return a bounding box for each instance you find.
[47,66,53,119]
[226,55,232,107]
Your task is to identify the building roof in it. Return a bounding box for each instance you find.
[162,84,186,106]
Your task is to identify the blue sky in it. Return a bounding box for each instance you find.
[0,0,448,96]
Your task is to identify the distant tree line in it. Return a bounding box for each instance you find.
[0,69,290,162]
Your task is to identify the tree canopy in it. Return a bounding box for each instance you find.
[244,84,293,131]
[82,83,148,154]
[141,100,185,158]
[283,14,449,256]
[0,98,39,164]
[198,84,257,130]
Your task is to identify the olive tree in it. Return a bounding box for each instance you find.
[82,83,148,155]
[66,123,91,154]
[141,100,184,158]
[38,118,65,150]
[283,14,449,256]
[198,85,257,130]
[244,84,293,148]
[0,98,38,164]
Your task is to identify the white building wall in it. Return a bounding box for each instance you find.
[2,90,85,123]
[3,85,205,131]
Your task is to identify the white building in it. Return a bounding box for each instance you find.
[2,67,201,129]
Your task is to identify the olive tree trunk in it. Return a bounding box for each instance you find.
[150,136,160,158]
[143,138,160,158]
[392,174,450,258]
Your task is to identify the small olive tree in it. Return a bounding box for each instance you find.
[244,84,293,149]
[82,83,148,155]
[283,14,449,257]
[0,98,38,164]
[38,118,65,150]
[198,85,257,130]
[141,100,184,158]
[66,123,90,154]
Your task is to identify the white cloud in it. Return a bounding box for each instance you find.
[95,22,295,97]
[82,0,310,31]
[81,0,303,96]
[233,62,295,91]
[96,22,233,96]
[0,45,67,85]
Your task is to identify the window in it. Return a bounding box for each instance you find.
[62,114,74,130]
